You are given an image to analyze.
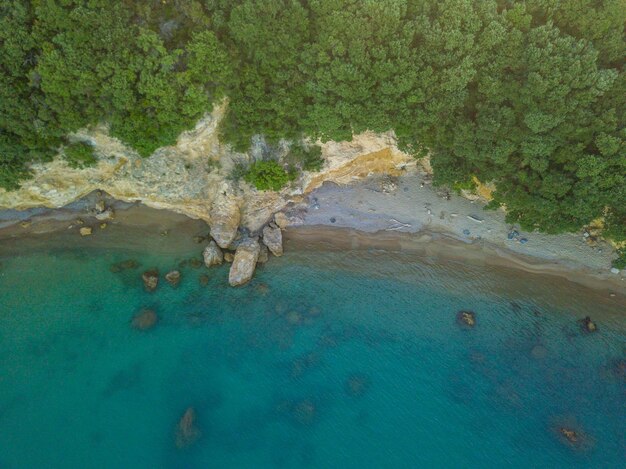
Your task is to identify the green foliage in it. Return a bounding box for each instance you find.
[285,143,324,172]
[0,0,624,246]
[244,160,294,191]
[63,142,96,169]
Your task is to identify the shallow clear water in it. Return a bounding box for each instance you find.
[0,235,624,468]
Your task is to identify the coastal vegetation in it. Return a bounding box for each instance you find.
[0,1,624,248]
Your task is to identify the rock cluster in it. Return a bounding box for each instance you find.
[197,211,288,286]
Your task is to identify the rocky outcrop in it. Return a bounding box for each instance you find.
[209,184,242,248]
[203,240,223,267]
[262,224,283,256]
[229,237,260,286]
[257,244,269,264]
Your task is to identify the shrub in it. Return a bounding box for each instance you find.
[613,249,626,270]
[63,142,97,169]
[244,160,293,191]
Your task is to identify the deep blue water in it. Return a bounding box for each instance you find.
[0,236,624,468]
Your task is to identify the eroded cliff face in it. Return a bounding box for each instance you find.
[0,102,416,241]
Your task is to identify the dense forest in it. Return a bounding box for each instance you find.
[1,1,624,251]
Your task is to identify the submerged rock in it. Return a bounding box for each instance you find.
[345,374,370,397]
[175,407,200,449]
[262,224,283,257]
[228,237,260,286]
[131,309,158,330]
[142,269,159,292]
[286,310,303,326]
[456,310,476,328]
[292,399,316,425]
[165,270,181,287]
[203,240,223,267]
[579,316,597,333]
[110,259,139,273]
[189,258,203,269]
[199,274,210,286]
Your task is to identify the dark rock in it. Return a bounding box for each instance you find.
[189,258,203,269]
[110,259,139,273]
[165,270,181,287]
[142,269,159,292]
[579,316,597,333]
[175,407,200,449]
[131,309,158,330]
[224,251,235,263]
[456,310,476,328]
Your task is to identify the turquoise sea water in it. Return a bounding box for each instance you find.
[0,231,624,468]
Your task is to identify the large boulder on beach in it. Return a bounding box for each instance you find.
[203,240,223,267]
[209,189,241,249]
[142,269,159,292]
[274,212,290,229]
[229,237,260,286]
[175,407,200,449]
[262,224,283,256]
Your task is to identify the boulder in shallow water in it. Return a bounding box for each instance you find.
[579,316,597,333]
[456,310,476,328]
[224,252,235,263]
[189,258,203,269]
[131,309,158,330]
[142,269,159,292]
[175,407,200,449]
[229,238,260,286]
[203,240,223,267]
[262,224,283,256]
[165,270,181,287]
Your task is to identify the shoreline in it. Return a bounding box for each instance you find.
[284,225,626,297]
[0,194,624,300]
